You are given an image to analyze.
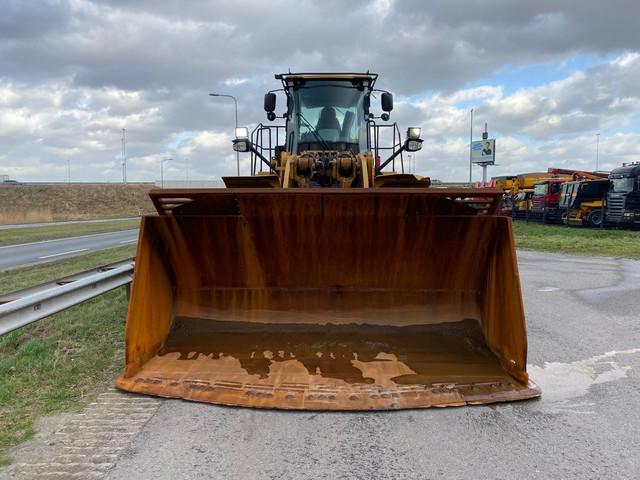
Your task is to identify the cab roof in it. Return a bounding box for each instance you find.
[275,72,378,89]
[610,163,640,177]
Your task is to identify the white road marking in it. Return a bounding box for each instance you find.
[119,239,137,244]
[39,248,88,259]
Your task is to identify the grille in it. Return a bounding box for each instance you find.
[607,195,626,219]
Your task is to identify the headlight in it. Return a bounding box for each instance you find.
[405,139,423,152]
[232,138,251,152]
[235,127,249,139]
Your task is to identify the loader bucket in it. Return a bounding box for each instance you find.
[115,188,541,410]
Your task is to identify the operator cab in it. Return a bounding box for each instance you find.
[275,74,378,155]
[230,72,424,188]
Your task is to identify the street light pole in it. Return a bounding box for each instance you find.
[596,133,600,171]
[209,93,239,176]
[469,108,474,184]
[122,128,127,183]
[161,157,172,188]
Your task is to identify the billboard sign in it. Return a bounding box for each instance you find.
[471,139,495,164]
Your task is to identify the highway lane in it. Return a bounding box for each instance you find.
[0,229,138,270]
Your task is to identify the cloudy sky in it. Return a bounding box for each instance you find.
[1,0,640,183]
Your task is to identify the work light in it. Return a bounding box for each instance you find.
[407,127,421,140]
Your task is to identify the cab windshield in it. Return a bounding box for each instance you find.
[610,177,635,193]
[289,80,368,153]
[533,184,547,195]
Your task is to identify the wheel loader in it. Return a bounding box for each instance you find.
[116,73,541,410]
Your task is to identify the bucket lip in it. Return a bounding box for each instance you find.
[114,376,541,411]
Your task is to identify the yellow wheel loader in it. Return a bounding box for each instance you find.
[116,73,541,410]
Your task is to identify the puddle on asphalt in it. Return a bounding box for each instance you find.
[576,259,640,303]
[527,348,640,414]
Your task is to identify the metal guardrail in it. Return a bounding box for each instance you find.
[0,259,134,336]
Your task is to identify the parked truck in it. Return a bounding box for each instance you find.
[559,178,609,227]
[530,169,608,223]
[494,172,553,217]
[530,177,571,223]
[607,163,640,226]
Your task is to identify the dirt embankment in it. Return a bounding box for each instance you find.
[0,183,156,224]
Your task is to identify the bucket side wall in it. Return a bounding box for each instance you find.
[480,216,528,383]
[122,217,175,378]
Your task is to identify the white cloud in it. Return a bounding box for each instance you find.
[223,78,249,87]
[1,1,640,182]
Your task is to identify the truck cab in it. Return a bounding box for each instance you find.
[560,179,609,227]
[607,163,640,225]
[531,178,567,223]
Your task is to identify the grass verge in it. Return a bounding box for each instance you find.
[0,218,140,247]
[513,220,640,259]
[0,245,135,465]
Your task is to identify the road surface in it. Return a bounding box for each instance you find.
[3,251,640,479]
[0,229,138,270]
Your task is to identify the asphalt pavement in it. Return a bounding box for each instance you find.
[0,229,138,270]
[101,250,640,480]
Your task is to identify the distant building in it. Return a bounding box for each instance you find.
[0,175,9,182]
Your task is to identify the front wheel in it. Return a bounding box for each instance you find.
[586,210,603,227]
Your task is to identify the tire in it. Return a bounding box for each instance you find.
[561,211,568,225]
[586,210,603,227]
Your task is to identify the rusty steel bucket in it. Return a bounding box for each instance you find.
[115,188,541,410]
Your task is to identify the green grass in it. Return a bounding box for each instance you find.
[513,221,640,259]
[0,218,140,247]
[0,246,135,465]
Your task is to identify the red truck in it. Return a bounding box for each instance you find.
[530,178,569,223]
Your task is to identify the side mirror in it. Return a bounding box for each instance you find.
[381,92,393,112]
[264,92,276,112]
